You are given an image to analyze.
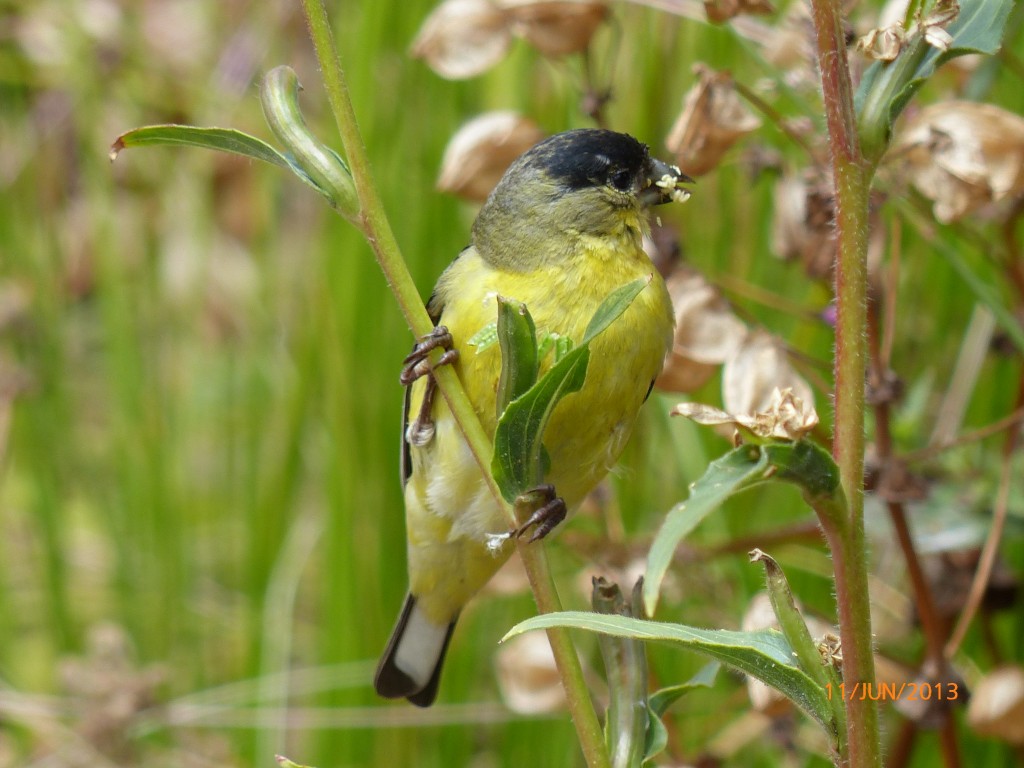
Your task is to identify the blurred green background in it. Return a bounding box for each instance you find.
[2,0,1023,766]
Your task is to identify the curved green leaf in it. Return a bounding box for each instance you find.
[644,446,769,615]
[495,297,539,421]
[492,346,590,502]
[643,663,720,766]
[504,612,834,734]
[109,124,337,206]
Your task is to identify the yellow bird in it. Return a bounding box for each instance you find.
[375,129,688,706]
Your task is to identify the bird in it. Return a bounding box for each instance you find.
[374,128,689,706]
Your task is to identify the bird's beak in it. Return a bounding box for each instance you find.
[639,158,694,207]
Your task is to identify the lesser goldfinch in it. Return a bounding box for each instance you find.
[375,129,688,706]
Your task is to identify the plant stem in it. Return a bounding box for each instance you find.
[806,0,881,764]
[298,2,609,764]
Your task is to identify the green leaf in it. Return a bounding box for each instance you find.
[645,441,847,616]
[110,125,292,168]
[504,612,834,734]
[492,347,590,501]
[643,663,720,766]
[109,124,337,204]
[644,446,770,615]
[491,278,649,502]
[495,298,539,420]
[260,65,358,219]
[750,549,846,753]
[582,277,650,344]
[762,441,842,503]
[648,662,720,718]
[856,0,1014,162]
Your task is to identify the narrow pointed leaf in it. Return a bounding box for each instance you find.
[504,612,834,733]
[583,277,650,343]
[492,346,590,501]
[644,446,770,615]
[643,663,720,765]
[496,297,539,420]
[111,125,294,169]
[109,124,336,205]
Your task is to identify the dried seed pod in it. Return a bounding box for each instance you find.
[437,112,546,202]
[495,632,567,713]
[770,171,836,280]
[703,0,774,24]
[722,330,816,427]
[891,100,1024,223]
[968,666,1024,744]
[655,266,748,394]
[410,0,512,79]
[666,65,761,177]
[500,0,609,56]
[856,23,906,61]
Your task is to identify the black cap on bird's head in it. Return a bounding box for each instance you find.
[493,128,692,207]
[472,128,692,264]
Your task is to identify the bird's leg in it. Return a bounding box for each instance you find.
[403,326,459,447]
[400,326,458,386]
[513,484,567,543]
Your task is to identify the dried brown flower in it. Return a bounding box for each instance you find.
[891,100,1024,223]
[703,0,774,24]
[967,666,1024,744]
[410,0,512,80]
[655,266,748,393]
[495,632,567,713]
[770,171,836,279]
[666,65,762,177]
[501,0,609,56]
[437,112,546,202]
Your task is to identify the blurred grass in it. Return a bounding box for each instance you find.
[1,0,1023,766]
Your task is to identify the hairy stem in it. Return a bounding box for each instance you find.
[298,2,608,764]
[806,0,881,763]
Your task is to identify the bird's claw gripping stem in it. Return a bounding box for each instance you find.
[513,484,567,543]
[400,326,458,386]
[403,326,459,447]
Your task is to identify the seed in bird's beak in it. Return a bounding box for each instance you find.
[641,160,694,206]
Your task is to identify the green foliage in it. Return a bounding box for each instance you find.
[491,278,648,502]
[856,0,1014,162]
[504,612,836,738]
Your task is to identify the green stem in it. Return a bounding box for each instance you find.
[806,0,881,764]
[298,2,609,765]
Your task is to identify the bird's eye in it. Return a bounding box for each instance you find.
[610,169,633,192]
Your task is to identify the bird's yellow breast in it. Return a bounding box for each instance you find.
[431,218,672,507]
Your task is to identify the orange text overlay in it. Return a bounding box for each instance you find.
[826,682,959,702]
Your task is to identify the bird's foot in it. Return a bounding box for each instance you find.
[513,484,567,543]
[403,326,459,447]
[400,326,458,386]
